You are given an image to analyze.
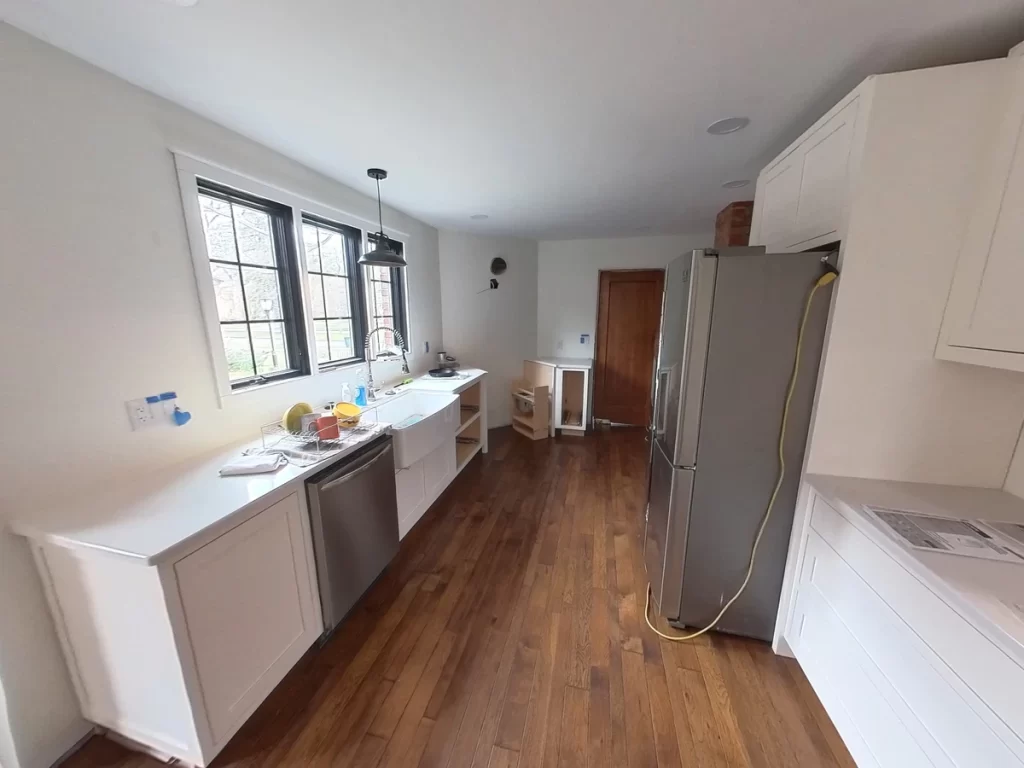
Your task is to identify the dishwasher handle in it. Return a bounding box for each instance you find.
[318,440,393,492]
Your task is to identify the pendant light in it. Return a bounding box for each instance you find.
[360,168,407,268]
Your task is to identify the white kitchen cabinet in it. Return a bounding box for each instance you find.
[750,93,861,252]
[28,490,322,766]
[938,58,1024,372]
[396,436,456,539]
[780,482,1024,768]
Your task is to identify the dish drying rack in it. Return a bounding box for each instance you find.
[260,420,385,457]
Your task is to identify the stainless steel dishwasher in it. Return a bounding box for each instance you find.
[306,434,399,635]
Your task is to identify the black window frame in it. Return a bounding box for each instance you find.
[197,179,310,390]
[365,233,410,355]
[301,213,368,369]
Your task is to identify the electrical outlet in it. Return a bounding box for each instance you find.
[126,397,157,430]
[557,340,564,351]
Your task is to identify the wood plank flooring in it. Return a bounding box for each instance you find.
[64,427,854,768]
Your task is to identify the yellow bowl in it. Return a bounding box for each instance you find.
[333,401,361,428]
[282,402,313,434]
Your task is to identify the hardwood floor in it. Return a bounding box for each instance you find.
[65,427,853,768]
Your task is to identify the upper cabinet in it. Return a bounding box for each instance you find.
[938,58,1024,372]
[750,95,861,252]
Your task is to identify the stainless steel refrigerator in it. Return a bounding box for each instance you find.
[644,246,835,641]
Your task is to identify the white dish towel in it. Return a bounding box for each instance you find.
[219,453,288,476]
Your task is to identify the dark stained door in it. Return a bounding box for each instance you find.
[594,270,665,426]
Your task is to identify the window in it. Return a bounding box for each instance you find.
[196,180,309,388]
[364,233,409,358]
[301,215,366,367]
[179,154,415,396]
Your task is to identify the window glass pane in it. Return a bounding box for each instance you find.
[309,275,326,320]
[232,205,274,266]
[200,195,237,262]
[372,316,396,351]
[241,267,283,320]
[318,228,345,275]
[372,279,393,316]
[323,275,352,318]
[302,224,321,273]
[313,319,330,363]
[327,319,355,361]
[209,263,246,321]
[252,321,289,375]
[221,325,254,380]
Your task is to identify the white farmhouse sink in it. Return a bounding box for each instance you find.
[363,391,458,469]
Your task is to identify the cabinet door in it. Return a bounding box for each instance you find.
[174,492,320,746]
[792,100,858,247]
[396,460,425,538]
[942,60,1024,358]
[753,151,803,250]
[423,438,455,502]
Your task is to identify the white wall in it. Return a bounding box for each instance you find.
[537,234,713,358]
[439,231,538,426]
[805,61,1024,486]
[0,25,443,768]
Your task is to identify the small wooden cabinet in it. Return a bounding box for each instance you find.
[29,491,322,766]
[938,58,1024,372]
[750,95,860,252]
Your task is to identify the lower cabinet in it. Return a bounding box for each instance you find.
[31,491,322,766]
[785,493,1024,767]
[396,436,456,539]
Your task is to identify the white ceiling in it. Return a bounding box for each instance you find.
[3,0,1023,239]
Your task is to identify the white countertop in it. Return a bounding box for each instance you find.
[529,357,593,369]
[404,367,486,394]
[806,473,1024,665]
[10,370,489,567]
[9,427,389,566]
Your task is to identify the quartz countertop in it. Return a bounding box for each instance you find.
[529,356,593,369]
[10,370,490,567]
[9,427,389,566]
[806,473,1024,665]
[404,367,486,394]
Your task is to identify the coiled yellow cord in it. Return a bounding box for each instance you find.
[644,270,836,642]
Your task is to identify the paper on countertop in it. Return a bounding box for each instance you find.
[979,520,1024,560]
[865,505,1024,564]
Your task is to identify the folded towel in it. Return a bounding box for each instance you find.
[219,453,288,476]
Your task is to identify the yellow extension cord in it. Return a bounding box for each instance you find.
[644,270,837,642]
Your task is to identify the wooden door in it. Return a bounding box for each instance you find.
[594,270,665,426]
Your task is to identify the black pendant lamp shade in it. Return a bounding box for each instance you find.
[360,168,407,268]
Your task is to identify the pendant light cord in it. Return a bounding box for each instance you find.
[376,177,384,240]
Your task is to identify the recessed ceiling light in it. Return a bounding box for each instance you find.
[160,0,199,5]
[707,117,750,135]
[722,179,751,189]
[470,214,489,220]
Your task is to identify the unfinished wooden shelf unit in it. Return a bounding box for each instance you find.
[510,360,552,441]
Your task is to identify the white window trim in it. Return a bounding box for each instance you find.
[173,152,412,401]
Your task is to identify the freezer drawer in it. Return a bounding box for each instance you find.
[644,440,693,620]
[307,436,399,633]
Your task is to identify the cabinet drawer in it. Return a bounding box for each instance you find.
[807,496,1024,761]
[791,584,923,767]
